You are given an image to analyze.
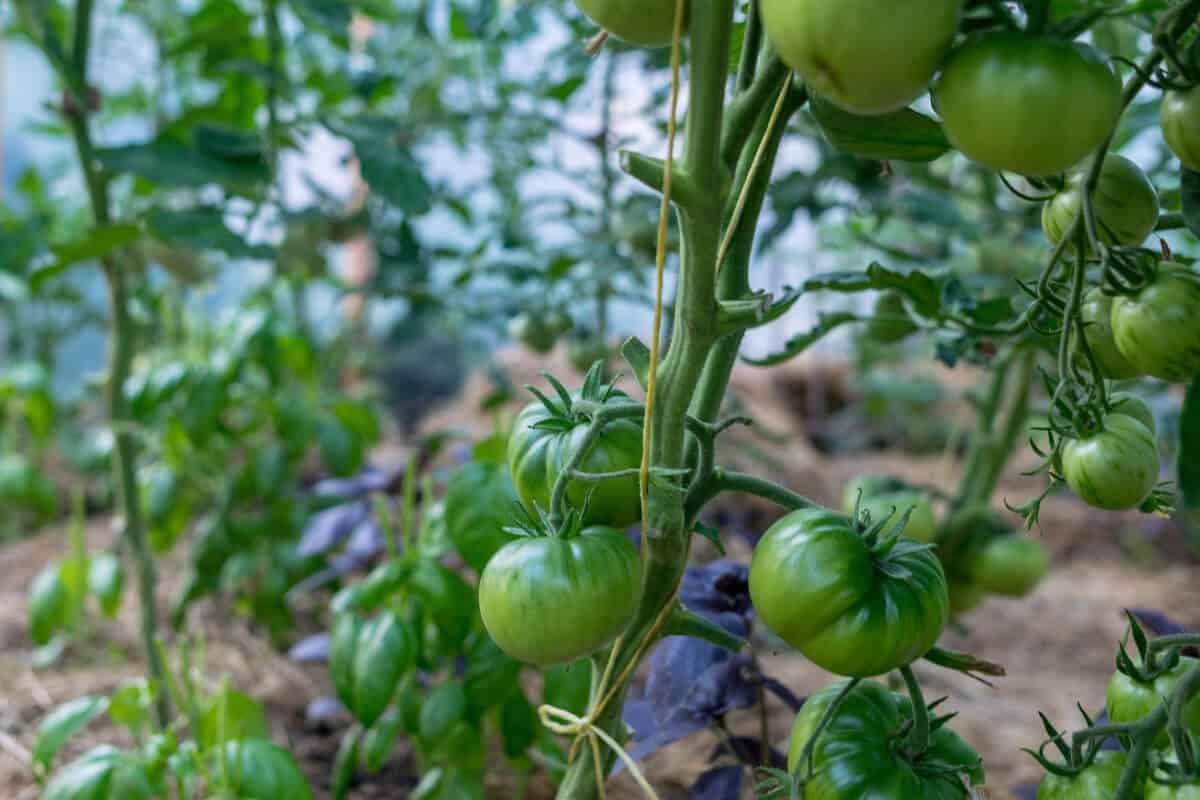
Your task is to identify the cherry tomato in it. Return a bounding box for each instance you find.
[934,33,1122,176]
[761,0,962,115]
[1107,655,1200,748]
[1061,414,1159,511]
[1108,391,1156,436]
[1162,86,1200,172]
[1042,155,1159,255]
[1080,289,1140,380]
[574,0,684,47]
[966,534,1049,597]
[478,526,640,666]
[1111,264,1200,382]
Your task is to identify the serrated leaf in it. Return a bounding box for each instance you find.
[804,262,941,315]
[743,312,858,367]
[810,97,950,163]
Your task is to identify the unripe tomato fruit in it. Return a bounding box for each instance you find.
[949,581,987,615]
[1061,414,1159,511]
[1037,750,1128,800]
[1146,779,1200,800]
[1162,86,1200,172]
[749,508,949,677]
[478,526,640,666]
[1080,289,1140,379]
[857,491,937,543]
[966,534,1049,597]
[1108,391,1156,436]
[1042,155,1159,255]
[574,0,684,47]
[865,291,918,343]
[934,34,1122,176]
[1107,655,1200,748]
[507,313,556,354]
[567,337,608,374]
[1111,264,1200,382]
[760,0,962,115]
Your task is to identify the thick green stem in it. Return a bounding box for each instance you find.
[899,665,930,755]
[553,4,736,797]
[686,468,815,523]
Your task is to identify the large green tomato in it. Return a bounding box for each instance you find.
[508,390,642,528]
[865,291,918,343]
[934,34,1122,176]
[1147,781,1200,800]
[966,534,1049,597]
[478,526,640,666]
[1080,289,1141,379]
[761,0,962,115]
[1037,751,1128,800]
[574,0,683,47]
[1061,414,1159,511]
[1162,86,1200,172]
[1107,655,1200,747]
[749,508,949,677]
[1111,265,1200,382]
[1109,391,1156,436]
[787,680,984,799]
[1042,155,1159,254]
[857,491,937,543]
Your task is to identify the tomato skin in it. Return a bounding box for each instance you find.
[1111,266,1200,382]
[934,34,1122,176]
[507,393,643,528]
[1162,86,1200,172]
[574,0,683,47]
[1147,783,1200,800]
[865,292,918,343]
[1037,751,1128,800]
[1042,155,1159,254]
[1109,391,1156,436]
[966,534,1049,597]
[1107,656,1200,747]
[761,0,961,115]
[478,527,641,666]
[1080,289,1141,379]
[787,680,984,799]
[749,509,949,677]
[1061,414,1158,511]
[507,314,556,354]
[857,491,937,543]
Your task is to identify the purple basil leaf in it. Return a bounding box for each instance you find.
[344,517,386,561]
[689,765,743,800]
[623,710,710,766]
[1011,783,1038,800]
[1130,608,1189,636]
[298,501,370,556]
[679,654,758,721]
[305,695,348,727]
[288,633,331,663]
[645,636,730,727]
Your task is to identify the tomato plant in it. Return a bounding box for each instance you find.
[934,33,1122,176]
[1037,751,1129,800]
[749,508,949,677]
[1042,155,1159,254]
[865,291,919,343]
[1111,265,1200,382]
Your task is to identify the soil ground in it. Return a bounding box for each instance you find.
[2,352,1197,799]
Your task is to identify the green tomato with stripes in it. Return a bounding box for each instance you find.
[1061,414,1158,511]
[1111,264,1200,382]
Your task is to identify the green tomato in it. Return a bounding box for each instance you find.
[966,534,1049,597]
[934,34,1122,176]
[839,474,907,516]
[1037,751,1128,800]
[567,337,609,374]
[749,508,949,677]
[1042,155,1159,254]
[948,581,987,615]
[857,491,937,543]
[1162,86,1200,172]
[508,391,643,528]
[1112,265,1200,382]
[761,0,962,115]
[1147,780,1200,800]
[574,0,684,47]
[1109,391,1156,436]
[865,292,918,343]
[787,680,984,798]
[1080,289,1141,379]
[507,313,556,355]
[478,526,640,666]
[1062,414,1159,511]
[1107,655,1200,748]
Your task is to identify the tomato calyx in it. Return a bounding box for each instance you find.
[1117,610,1184,684]
[1026,708,1110,780]
[523,363,634,434]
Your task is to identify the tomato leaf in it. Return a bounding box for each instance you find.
[1179,373,1200,509]
[33,695,109,774]
[810,97,951,163]
[741,311,858,367]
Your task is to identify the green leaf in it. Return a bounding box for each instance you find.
[362,709,404,772]
[408,562,476,651]
[34,223,142,290]
[331,611,414,727]
[463,638,522,717]
[43,745,155,800]
[96,140,268,190]
[692,521,726,555]
[804,262,941,315]
[330,115,432,214]
[289,0,351,35]
[543,659,591,718]
[1182,169,1200,239]
[810,97,950,163]
[1180,374,1200,509]
[198,686,270,749]
[317,416,364,477]
[621,336,652,393]
[88,553,124,618]
[332,727,360,800]
[34,695,109,773]
[545,76,584,102]
[418,681,466,745]
[332,398,381,444]
[444,461,521,572]
[107,679,154,732]
[743,312,859,367]
[145,207,273,259]
[29,563,69,646]
[499,690,537,759]
[217,739,314,800]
